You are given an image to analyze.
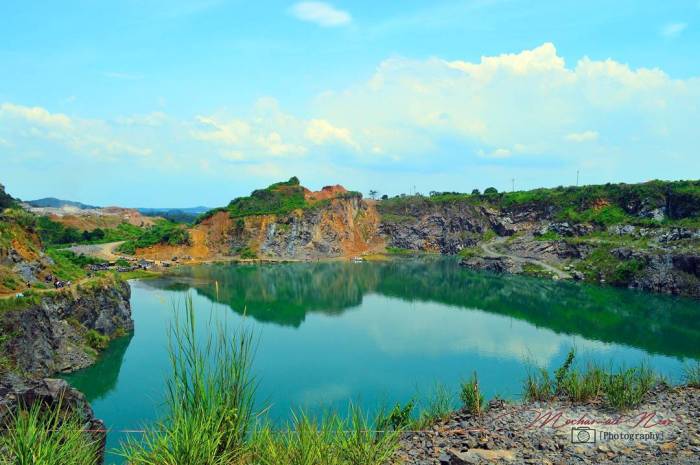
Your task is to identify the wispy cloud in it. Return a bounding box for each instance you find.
[0,102,151,158]
[290,2,351,27]
[660,22,687,38]
[565,130,599,143]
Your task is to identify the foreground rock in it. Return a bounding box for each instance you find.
[0,375,106,464]
[395,386,700,465]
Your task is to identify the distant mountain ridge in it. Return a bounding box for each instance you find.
[27,197,98,210]
[137,206,210,223]
[137,206,209,215]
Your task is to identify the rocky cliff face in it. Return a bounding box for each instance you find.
[175,195,381,261]
[379,201,518,254]
[240,196,381,259]
[1,279,132,377]
[610,247,700,298]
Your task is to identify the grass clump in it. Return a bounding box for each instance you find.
[683,362,700,387]
[523,349,658,410]
[457,246,480,258]
[252,407,401,465]
[523,367,554,402]
[334,407,401,465]
[560,364,606,403]
[251,413,340,465]
[460,372,484,416]
[604,364,657,410]
[414,383,455,427]
[84,329,109,351]
[376,400,414,432]
[0,400,101,465]
[119,295,257,465]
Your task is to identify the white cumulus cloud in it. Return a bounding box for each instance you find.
[0,103,72,127]
[305,118,356,148]
[312,42,700,179]
[290,2,351,27]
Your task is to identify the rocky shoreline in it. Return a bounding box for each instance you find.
[396,385,700,465]
[458,224,700,299]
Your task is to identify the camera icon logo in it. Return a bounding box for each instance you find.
[571,427,596,444]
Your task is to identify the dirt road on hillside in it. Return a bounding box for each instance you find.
[65,241,125,261]
[480,237,572,279]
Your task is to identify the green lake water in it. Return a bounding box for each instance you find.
[63,257,700,464]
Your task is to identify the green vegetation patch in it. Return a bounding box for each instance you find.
[377,179,700,226]
[457,246,480,258]
[46,250,90,281]
[522,263,554,278]
[556,205,631,226]
[36,216,144,247]
[85,329,109,351]
[0,290,42,313]
[574,244,647,285]
[237,246,258,259]
[196,177,361,223]
[227,176,308,218]
[117,220,190,254]
[535,230,563,241]
[385,246,417,255]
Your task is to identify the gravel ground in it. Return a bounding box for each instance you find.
[395,385,700,465]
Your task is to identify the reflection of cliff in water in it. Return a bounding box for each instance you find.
[62,333,134,402]
[145,262,376,327]
[143,259,700,360]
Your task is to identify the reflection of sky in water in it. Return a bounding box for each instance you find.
[64,264,698,464]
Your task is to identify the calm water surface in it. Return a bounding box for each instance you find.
[64,257,700,464]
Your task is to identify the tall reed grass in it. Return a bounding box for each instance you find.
[119,295,257,465]
[119,295,403,465]
[460,371,484,416]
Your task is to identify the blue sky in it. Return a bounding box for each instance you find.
[1,0,699,207]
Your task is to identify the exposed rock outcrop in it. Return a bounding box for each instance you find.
[237,195,381,260]
[379,203,514,254]
[1,279,132,377]
[615,249,700,298]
